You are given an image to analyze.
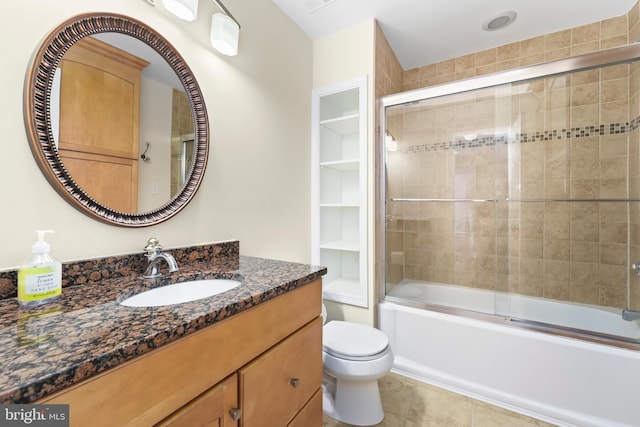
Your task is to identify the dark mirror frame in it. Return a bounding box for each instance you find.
[23,12,209,227]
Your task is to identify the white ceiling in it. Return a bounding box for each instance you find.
[272,0,638,70]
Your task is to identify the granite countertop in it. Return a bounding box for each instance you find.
[0,242,326,404]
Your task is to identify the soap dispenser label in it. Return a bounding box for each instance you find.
[17,263,62,304]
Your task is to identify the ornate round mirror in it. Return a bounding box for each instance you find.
[24,12,208,227]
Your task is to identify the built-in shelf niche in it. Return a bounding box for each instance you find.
[312,75,367,307]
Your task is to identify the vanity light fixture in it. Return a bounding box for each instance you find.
[210,0,240,56]
[161,0,240,56]
[162,0,198,21]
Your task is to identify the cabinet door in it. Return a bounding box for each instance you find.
[239,318,322,427]
[59,37,147,159]
[286,388,322,427]
[59,150,138,213]
[157,374,238,427]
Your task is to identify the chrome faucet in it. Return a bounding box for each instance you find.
[143,238,179,279]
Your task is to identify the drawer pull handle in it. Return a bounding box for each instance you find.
[289,378,300,388]
[229,408,241,421]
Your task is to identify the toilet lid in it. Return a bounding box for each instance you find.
[323,321,389,360]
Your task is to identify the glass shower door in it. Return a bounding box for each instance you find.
[382,44,640,344]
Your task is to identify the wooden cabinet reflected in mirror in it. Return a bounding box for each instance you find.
[58,36,147,213]
[24,13,209,227]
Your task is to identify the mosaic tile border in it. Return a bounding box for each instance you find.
[400,119,639,153]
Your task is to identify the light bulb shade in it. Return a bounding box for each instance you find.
[210,13,239,56]
[162,0,198,21]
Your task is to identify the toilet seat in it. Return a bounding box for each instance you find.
[323,321,389,361]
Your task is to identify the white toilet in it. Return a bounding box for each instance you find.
[321,304,394,426]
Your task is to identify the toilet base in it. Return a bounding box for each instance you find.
[322,377,385,426]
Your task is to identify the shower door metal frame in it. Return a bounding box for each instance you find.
[378,43,640,350]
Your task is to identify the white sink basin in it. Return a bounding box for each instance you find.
[120,279,241,307]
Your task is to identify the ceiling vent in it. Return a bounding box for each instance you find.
[482,11,517,31]
[304,0,338,13]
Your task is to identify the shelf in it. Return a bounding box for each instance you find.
[320,203,359,208]
[320,165,359,205]
[320,159,359,171]
[312,75,368,308]
[319,87,360,121]
[320,240,360,252]
[320,114,359,135]
[323,278,363,306]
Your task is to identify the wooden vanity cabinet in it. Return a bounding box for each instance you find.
[157,374,238,427]
[239,317,322,426]
[38,279,323,427]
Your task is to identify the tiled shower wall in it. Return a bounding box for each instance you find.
[402,6,635,91]
[385,2,640,310]
[170,89,194,197]
[375,22,404,98]
[387,63,640,309]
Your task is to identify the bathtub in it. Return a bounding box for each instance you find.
[379,281,640,427]
[387,280,640,340]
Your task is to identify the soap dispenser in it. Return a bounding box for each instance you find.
[17,230,62,306]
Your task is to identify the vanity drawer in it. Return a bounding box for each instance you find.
[287,388,322,427]
[239,317,322,427]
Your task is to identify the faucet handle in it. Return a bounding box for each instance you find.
[144,237,162,256]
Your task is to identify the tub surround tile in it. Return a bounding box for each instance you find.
[543,279,570,300]
[392,2,640,312]
[603,15,628,39]
[403,8,633,91]
[497,42,521,62]
[544,30,572,51]
[571,284,600,305]
[398,120,640,155]
[0,240,326,404]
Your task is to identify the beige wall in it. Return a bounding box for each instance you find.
[313,20,376,325]
[313,20,404,326]
[138,76,173,212]
[0,0,312,269]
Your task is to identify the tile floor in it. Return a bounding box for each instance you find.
[322,372,559,427]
